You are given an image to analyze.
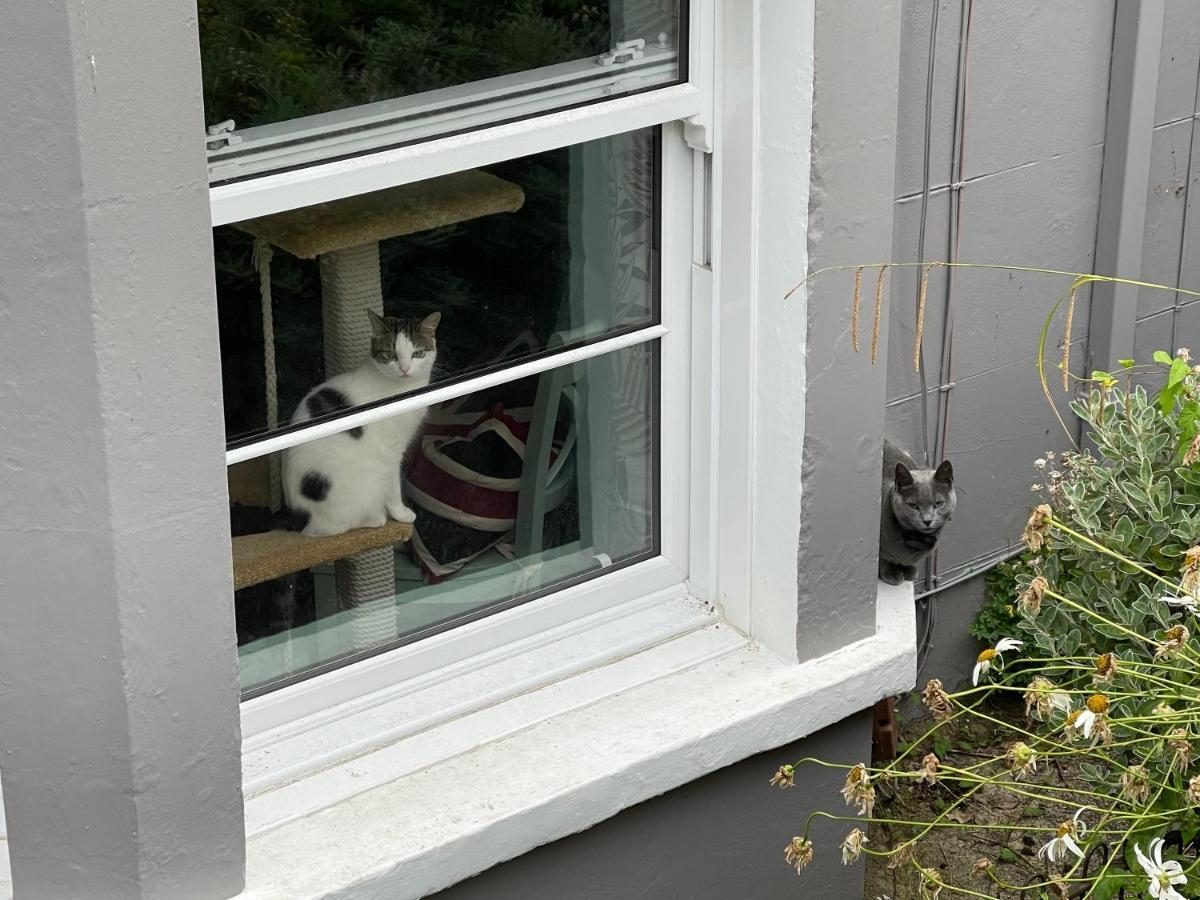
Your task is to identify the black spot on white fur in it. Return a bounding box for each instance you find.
[306,388,362,438]
[300,471,331,502]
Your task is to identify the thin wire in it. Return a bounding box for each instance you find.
[918,0,975,676]
[914,0,941,469]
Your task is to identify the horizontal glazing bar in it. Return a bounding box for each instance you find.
[208,48,678,184]
[226,324,667,466]
[209,85,700,225]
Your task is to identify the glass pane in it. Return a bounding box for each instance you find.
[200,1,684,179]
[231,342,658,695]
[216,128,658,446]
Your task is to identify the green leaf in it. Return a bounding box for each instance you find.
[1170,356,1190,388]
[1119,358,1136,368]
[1155,350,1174,365]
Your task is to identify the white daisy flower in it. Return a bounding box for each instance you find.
[1135,838,1187,900]
[1038,808,1087,865]
[973,638,1023,686]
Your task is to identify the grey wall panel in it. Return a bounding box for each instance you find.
[887,146,1102,412]
[1133,309,1177,390]
[1173,120,1200,296]
[1174,296,1200,348]
[431,712,873,900]
[1139,119,1193,318]
[886,191,953,405]
[887,349,1079,571]
[895,0,963,199]
[1157,0,1200,126]
[954,1,1114,182]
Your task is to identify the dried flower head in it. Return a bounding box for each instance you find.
[841,763,875,817]
[1006,741,1038,780]
[1024,676,1070,721]
[918,866,944,900]
[1023,504,1053,552]
[1185,433,1200,466]
[1187,775,1200,807]
[1034,457,1047,470]
[1157,624,1190,660]
[1121,765,1150,805]
[922,678,953,721]
[919,752,940,786]
[1179,348,1192,362]
[1171,729,1193,774]
[1093,652,1117,684]
[840,828,868,865]
[972,857,993,878]
[769,764,795,789]
[1183,548,1200,598]
[887,841,915,871]
[785,836,814,874]
[1018,576,1049,616]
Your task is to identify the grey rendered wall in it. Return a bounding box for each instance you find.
[431,711,872,900]
[890,1,1200,692]
[886,0,1112,596]
[1134,1,1200,364]
[0,0,245,896]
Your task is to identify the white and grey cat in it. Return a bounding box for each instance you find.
[878,439,956,585]
[282,310,440,537]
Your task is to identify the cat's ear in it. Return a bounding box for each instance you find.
[367,309,390,339]
[934,459,954,486]
[894,463,914,488]
[418,312,441,338]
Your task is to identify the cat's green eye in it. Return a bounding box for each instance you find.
[935,500,945,508]
[907,502,920,510]
[413,350,426,358]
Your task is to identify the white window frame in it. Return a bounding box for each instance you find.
[217,0,716,755]
[235,124,698,741]
[0,2,923,894]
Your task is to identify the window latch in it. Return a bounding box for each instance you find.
[206,120,242,151]
[597,39,645,66]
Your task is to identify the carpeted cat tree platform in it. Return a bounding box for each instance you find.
[228,170,525,653]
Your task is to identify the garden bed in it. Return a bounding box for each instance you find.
[865,694,1092,900]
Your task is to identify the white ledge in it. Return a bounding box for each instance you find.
[238,580,914,900]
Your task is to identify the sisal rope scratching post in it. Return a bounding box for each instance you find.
[234,171,525,653]
[318,243,395,650]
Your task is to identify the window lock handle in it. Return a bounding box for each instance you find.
[597,39,645,66]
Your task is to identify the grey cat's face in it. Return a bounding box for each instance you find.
[890,460,956,533]
[368,310,440,380]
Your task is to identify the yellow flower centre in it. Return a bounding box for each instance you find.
[1086,694,1109,714]
[1056,822,1074,838]
[1066,710,1082,727]
[1096,653,1111,670]
[1167,625,1187,641]
[977,648,998,663]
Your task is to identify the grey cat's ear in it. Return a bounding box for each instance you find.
[367,309,390,338]
[418,312,441,338]
[934,459,954,485]
[894,463,914,488]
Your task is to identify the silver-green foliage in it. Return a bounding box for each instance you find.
[1017,352,1200,666]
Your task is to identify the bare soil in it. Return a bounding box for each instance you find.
[864,695,1090,900]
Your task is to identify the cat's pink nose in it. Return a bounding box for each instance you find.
[399,363,411,375]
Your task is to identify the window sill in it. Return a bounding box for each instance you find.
[238,580,914,900]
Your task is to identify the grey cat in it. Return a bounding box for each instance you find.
[878,439,956,585]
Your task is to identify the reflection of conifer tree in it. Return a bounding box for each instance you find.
[199,0,611,128]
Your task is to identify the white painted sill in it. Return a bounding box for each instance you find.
[237,580,915,900]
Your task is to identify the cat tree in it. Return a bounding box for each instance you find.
[229,170,524,655]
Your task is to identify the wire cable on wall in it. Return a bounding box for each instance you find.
[914,0,976,679]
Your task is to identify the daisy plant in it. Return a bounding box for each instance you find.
[774,511,1200,898]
